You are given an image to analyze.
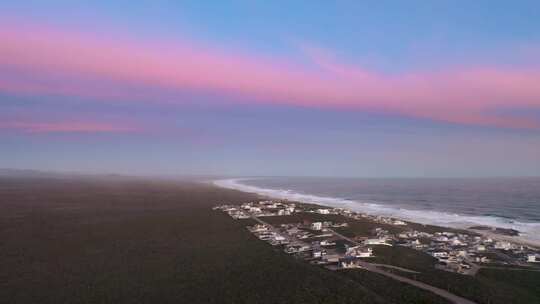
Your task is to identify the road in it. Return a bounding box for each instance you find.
[324,228,476,304]
[370,263,420,274]
[254,217,478,304]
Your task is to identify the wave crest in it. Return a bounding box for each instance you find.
[214,178,540,244]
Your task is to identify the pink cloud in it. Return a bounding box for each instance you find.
[1,21,539,128]
[0,121,139,133]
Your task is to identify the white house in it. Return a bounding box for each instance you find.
[435,236,449,242]
[527,255,538,263]
[432,251,449,258]
[273,235,286,241]
[312,249,326,258]
[340,257,364,269]
[311,222,323,231]
[475,256,490,263]
[346,246,374,258]
[250,224,268,232]
[277,209,290,216]
[450,238,464,246]
[324,254,341,263]
[317,209,330,214]
[364,238,392,246]
[320,240,336,246]
[494,241,513,250]
[357,248,374,258]
[457,250,468,257]
[249,207,262,213]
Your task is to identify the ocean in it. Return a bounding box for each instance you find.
[214,177,540,244]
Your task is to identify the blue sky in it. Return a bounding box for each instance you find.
[1,1,540,177]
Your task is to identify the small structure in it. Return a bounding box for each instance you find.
[249,206,262,213]
[346,245,374,258]
[324,254,341,263]
[311,222,323,231]
[364,238,392,246]
[527,254,538,263]
[320,239,336,246]
[494,241,513,250]
[339,256,364,269]
[475,256,490,263]
[312,249,326,258]
[277,209,290,216]
[249,224,268,232]
[432,251,449,258]
[317,209,331,214]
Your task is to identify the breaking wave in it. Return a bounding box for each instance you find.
[214,178,540,245]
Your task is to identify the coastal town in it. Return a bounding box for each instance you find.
[213,200,540,275]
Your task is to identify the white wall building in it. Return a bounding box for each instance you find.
[317,209,330,214]
[311,222,323,230]
[364,238,391,246]
[432,251,449,258]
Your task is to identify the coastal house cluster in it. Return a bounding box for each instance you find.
[395,228,540,273]
[325,205,540,272]
[213,200,296,219]
[214,199,540,274]
[214,201,377,270]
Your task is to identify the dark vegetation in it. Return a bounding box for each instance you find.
[0,176,386,304]
[363,246,437,272]
[399,266,540,304]
[2,176,537,304]
[340,270,450,304]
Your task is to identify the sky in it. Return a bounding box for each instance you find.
[1,1,540,177]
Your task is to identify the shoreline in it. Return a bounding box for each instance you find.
[213,178,540,249]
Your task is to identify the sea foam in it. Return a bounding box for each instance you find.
[214,178,540,245]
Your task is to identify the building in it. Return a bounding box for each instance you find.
[249,224,268,232]
[432,251,449,258]
[435,236,449,242]
[277,209,290,216]
[346,246,374,258]
[311,222,323,230]
[494,241,513,250]
[324,254,341,263]
[312,249,326,258]
[317,209,330,214]
[320,239,336,246]
[364,238,391,246]
[475,256,490,263]
[339,257,364,269]
[450,238,464,246]
[527,254,538,263]
[249,206,262,213]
